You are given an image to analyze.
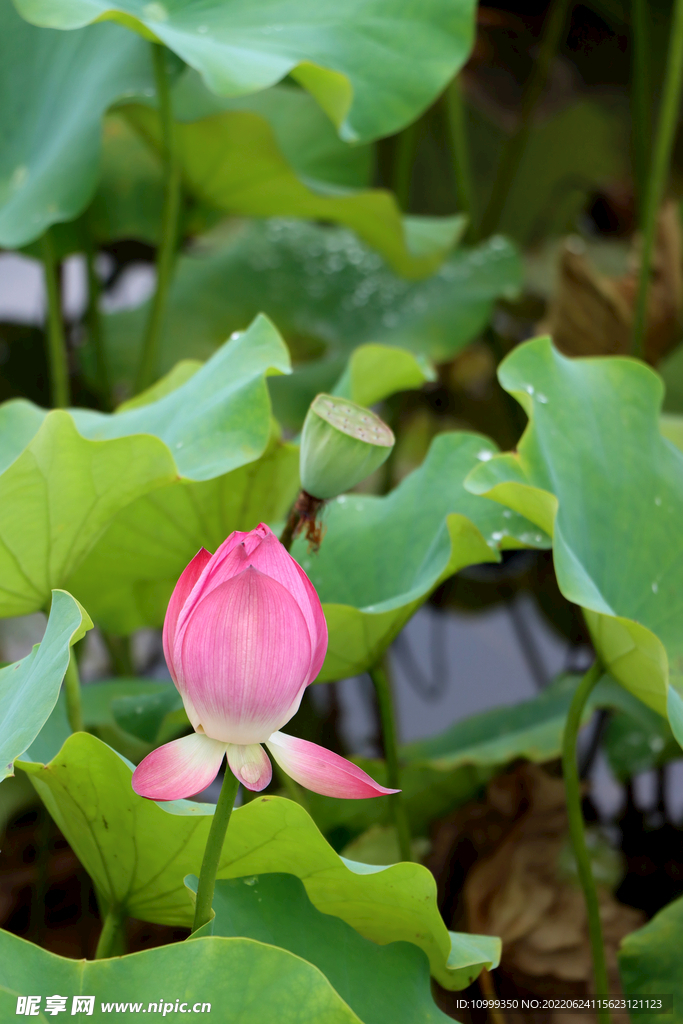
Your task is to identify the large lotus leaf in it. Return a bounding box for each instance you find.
[171,72,373,191]
[0,3,153,248]
[190,874,452,1024]
[0,408,175,617]
[101,220,521,393]
[292,432,549,681]
[89,75,374,246]
[0,929,365,1024]
[465,338,683,740]
[18,732,497,989]
[124,101,463,279]
[70,314,291,481]
[618,894,682,1019]
[0,318,288,617]
[16,0,477,145]
[332,345,436,408]
[66,437,299,634]
[0,590,91,784]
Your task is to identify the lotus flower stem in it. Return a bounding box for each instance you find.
[95,904,126,960]
[135,43,182,393]
[631,0,683,358]
[369,658,413,862]
[40,229,70,408]
[561,661,611,1020]
[63,652,84,734]
[192,769,241,933]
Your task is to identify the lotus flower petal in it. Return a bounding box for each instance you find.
[227,743,272,791]
[266,731,400,799]
[174,524,326,685]
[132,732,226,801]
[162,546,211,685]
[178,567,312,744]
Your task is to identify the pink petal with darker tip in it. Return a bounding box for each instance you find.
[265,732,400,800]
[132,733,226,801]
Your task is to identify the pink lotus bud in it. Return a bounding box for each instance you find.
[133,524,397,803]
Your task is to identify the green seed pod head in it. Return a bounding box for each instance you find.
[300,394,395,500]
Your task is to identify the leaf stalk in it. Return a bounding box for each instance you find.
[40,230,70,408]
[561,661,611,1021]
[135,43,182,393]
[631,0,683,358]
[369,657,413,862]
[63,651,84,735]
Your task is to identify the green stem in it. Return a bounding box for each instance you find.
[369,658,412,862]
[135,43,182,393]
[84,240,111,409]
[40,230,70,408]
[632,0,683,358]
[63,652,84,734]
[561,661,611,1018]
[630,0,652,214]
[192,769,241,933]
[480,0,571,238]
[95,905,126,959]
[444,77,477,239]
[392,120,419,212]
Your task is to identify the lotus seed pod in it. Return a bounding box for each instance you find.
[299,394,395,500]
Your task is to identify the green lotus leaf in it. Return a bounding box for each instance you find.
[66,342,434,635]
[101,220,521,395]
[332,345,436,408]
[16,0,477,144]
[0,928,366,1023]
[123,100,463,279]
[70,313,291,481]
[189,874,452,1023]
[67,435,299,634]
[465,337,683,742]
[0,316,289,617]
[619,894,683,1019]
[293,431,549,681]
[18,731,495,989]
[0,3,153,247]
[171,72,373,190]
[0,590,91,784]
